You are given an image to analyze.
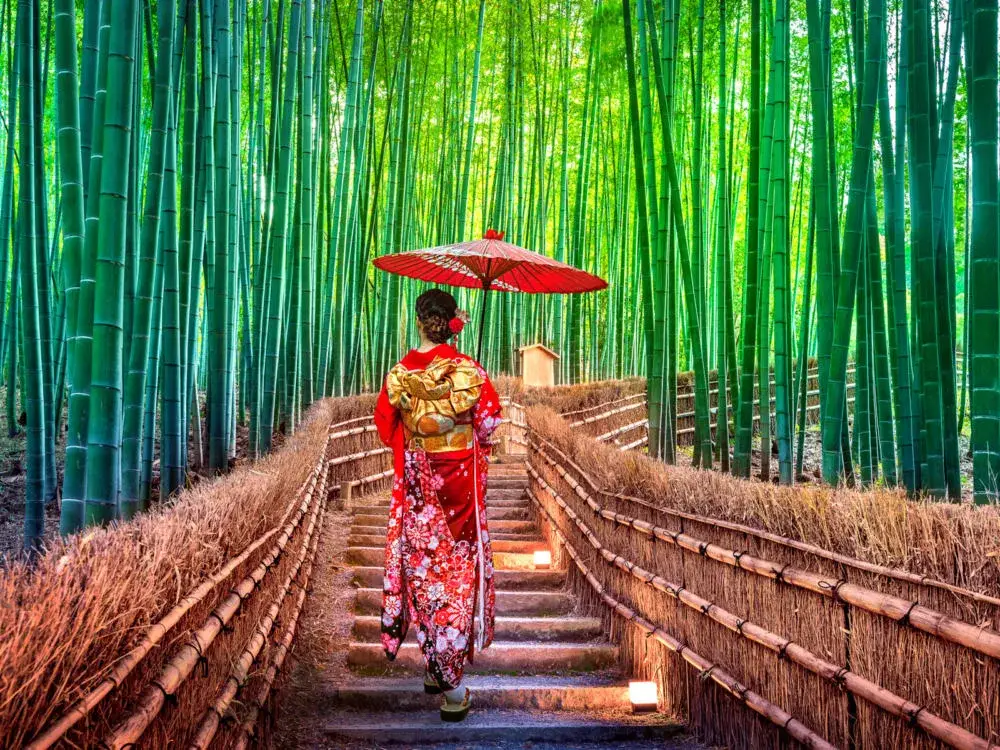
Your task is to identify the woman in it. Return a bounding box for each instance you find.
[374,288,503,722]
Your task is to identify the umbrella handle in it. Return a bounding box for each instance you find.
[476,286,489,362]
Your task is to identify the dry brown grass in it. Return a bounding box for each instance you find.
[0,395,381,749]
[525,402,1000,750]
[528,404,1000,590]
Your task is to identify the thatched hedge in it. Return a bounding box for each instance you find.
[0,395,378,749]
[525,404,1000,750]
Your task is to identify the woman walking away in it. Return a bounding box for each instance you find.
[374,288,503,722]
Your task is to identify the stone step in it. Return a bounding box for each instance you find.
[321,707,683,746]
[349,527,539,543]
[355,493,529,511]
[487,505,530,520]
[352,615,603,643]
[321,674,630,712]
[354,506,528,528]
[490,454,528,466]
[351,566,566,591]
[347,546,536,570]
[347,641,618,674]
[354,588,574,617]
[487,477,530,489]
[350,518,537,536]
[485,488,528,501]
[348,535,548,552]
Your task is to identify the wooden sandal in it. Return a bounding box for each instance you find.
[423,674,442,695]
[440,688,471,722]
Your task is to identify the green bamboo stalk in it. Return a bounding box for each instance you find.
[821,0,884,486]
[901,0,947,496]
[209,0,233,470]
[17,0,46,550]
[877,19,916,492]
[84,0,138,526]
[714,0,730,472]
[965,0,1000,503]
[60,0,110,533]
[259,0,302,453]
[733,0,762,478]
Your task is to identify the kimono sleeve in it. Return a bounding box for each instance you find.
[473,373,504,446]
[374,380,403,449]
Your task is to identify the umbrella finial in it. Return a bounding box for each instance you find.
[483,228,505,241]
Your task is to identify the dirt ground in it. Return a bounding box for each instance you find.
[272,504,359,749]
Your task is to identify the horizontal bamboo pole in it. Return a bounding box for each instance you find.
[332,468,395,491]
[329,414,376,431]
[527,451,1000,661]
[560,391,647,418]
[570,400,646,428]
[528,477,995,750]
[24,434,332,750]
[328,446,392,466]
[576,364,857,431]
[527,487,837,750]
[329,422,378,440]
[597,418,648,442]
[103,460,326,749]
[531,433,1000,608]
[188,475,327,750]
[619,435,648,452]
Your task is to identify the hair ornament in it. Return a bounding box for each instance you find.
[449,308,470,335]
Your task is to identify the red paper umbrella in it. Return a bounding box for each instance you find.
[372,229,608,358]
[372,229,608,294]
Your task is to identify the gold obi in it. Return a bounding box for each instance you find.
[385,356,484,453]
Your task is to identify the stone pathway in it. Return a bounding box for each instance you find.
[289,457,695,748]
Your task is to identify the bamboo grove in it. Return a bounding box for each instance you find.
[0,0,996,549]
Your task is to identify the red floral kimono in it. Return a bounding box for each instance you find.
[374,343,503,690]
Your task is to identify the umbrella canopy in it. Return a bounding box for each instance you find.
[372,229,608,360]
[371,229,607,294]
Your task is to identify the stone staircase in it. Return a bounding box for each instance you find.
[323,457,690,748]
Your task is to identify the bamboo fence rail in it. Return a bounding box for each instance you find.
[187,470,327,750]
[572,364,857,447]
[102,447,329,748]
[228,517,322,750]
[532,431,1000,608]
[14,397,389,749]
[526,455,1000,659]
[527,469,995,750]
[23,431,332,749]
[561,391,647,418]
[524,413,1000,749]
[527,484,839,750]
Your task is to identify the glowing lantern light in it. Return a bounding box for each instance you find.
[533,550,552,569]
[628,681,658,713]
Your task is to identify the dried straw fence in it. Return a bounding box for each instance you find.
[521,404,1000,750]
[7,383,995,750]
[0,394,391,749]
[557,363,856,451]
